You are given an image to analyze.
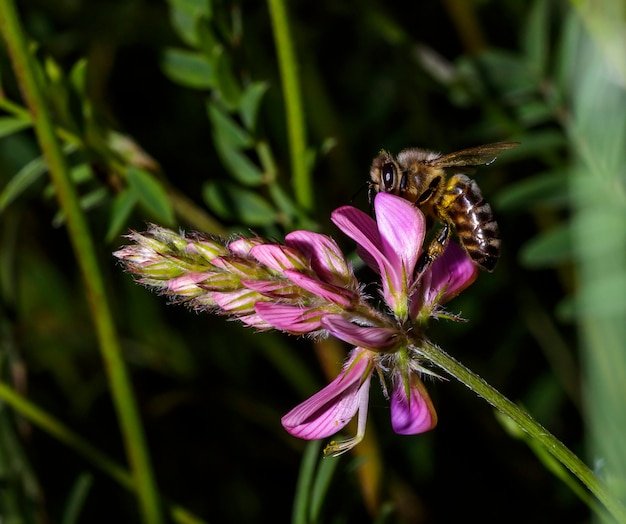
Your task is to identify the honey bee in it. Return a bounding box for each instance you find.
[369,142,519,273]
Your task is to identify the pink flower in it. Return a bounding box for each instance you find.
[278,194,477,455]
[115,193,478,455]
[281,348,374,449]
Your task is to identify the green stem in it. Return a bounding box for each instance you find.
[0,381,131,489]
[416,341,626,523]
[0,382,206,524]
[0,3,164,523]
[266,0,311,212]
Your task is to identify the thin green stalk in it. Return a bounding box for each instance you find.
[267,0,311,212]
[0,3,164,523]
[0,382,206,524]
[292,440,321,524]
[0,91,84,148]
[416,341,626,523]
[0,381,131,489]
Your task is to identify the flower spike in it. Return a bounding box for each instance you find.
[115,193,479,455]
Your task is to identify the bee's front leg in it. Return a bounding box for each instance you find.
[415,223,450,276]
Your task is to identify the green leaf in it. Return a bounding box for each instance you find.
[207,101,253,148]
[51,187,109,228]
[579,274,626,317]
[161,48,215,89]
[69,58,88,95]
[44,55,63,84]
[520,223,573,268]
[214,49,242,109]
[75,187,108,212]
[166,0,212,46]
[463,50,539,99]
[239,81,268,131]
[505,129,566,159]
[213,134,264,186]
[61,473,94,524]
[523,0,550,80]
[126,167,175,225]
[495,168,570,212]
[106,189,138,243]
[70,163,94,185]
[0,154,47,211]
[554,7,581,101]
[515,99,555,127]
[0,117,32,138]
[195,16,221,56]
[203,181,276,226]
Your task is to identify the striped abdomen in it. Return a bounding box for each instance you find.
[442,174,500,272]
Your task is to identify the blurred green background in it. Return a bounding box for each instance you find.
[1,0,625,522]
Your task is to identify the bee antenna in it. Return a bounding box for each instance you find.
[350,182,370,204]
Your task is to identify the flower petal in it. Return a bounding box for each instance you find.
[285,231,356,288]
[321,314,398,351]
[331,204,403,309]
[254,302,325,334]
[421,242,478,306]
[390,372,437,435]
[331,205,384,274]
[228,236,265,257]
[332,194,427,314]
[240,279,301,299]
[166,272,210,294]
[212,289,261,314]
[281,348,373,439]
[283,269,356,307]
[237,313,274,330]
[250,244,308,272]
[373,193,425,282]
[210,256,259,277]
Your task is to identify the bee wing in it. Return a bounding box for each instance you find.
[429,142,519,168]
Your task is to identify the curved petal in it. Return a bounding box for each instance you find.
[390,372,438,435]
[227,237,264,257]
[331,205,384,275]
[321,314,398,351]
[254,302,325,334]
[212,289,260,314]
[331,205,403,309]
[167,272,210,294]
[249,244,308,272]
[373,193,425,281]
[283,269,356,307]
[237,313,274,330]
[281,349,374,439]
[421,242,478,306]
[285,231,356,288]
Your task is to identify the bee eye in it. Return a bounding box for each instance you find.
[381,163,395,191]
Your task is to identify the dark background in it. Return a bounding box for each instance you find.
[0,0,589,522]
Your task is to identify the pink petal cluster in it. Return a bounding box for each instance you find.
[115,193,478,455]
[281,194,476,454]
[115,225,361,333]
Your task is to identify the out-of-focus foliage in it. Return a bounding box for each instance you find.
[0,0,624,522]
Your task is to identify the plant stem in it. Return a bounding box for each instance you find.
[0,382,206,524]
[416,341,626,523]
[0,3,164,523]
[266,0,311,212]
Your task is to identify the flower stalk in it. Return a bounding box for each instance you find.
[0,3,164,523]
[415,340,626,523]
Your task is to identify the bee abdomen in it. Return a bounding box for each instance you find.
[445,176,500,272]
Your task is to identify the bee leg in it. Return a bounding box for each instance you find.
[416,224,450,276]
